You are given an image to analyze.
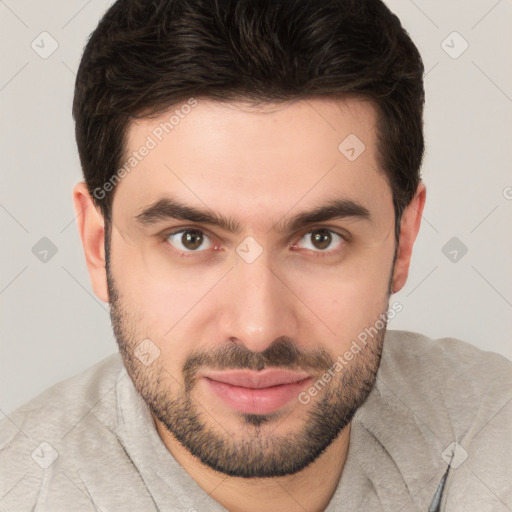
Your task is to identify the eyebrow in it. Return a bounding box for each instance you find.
[134,196,370,234]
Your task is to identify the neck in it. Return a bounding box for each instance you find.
[152,414,351,512]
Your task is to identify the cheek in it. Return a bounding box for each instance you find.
[301,277,388,338]
[287,250,392,342]
[113,280,192,374]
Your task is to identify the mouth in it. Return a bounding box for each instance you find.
[200,368,313,415]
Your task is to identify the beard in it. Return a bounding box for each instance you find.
[106,248,388,479]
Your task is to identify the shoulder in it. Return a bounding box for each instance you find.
[377,330,512,507]
[333,330,512,510]
[380,329,512,394]
[1,352,124,441]
[0,353,126,510]
[378,329,512,419]
[375,328,512,449]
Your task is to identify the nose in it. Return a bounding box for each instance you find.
[216,251,299,354]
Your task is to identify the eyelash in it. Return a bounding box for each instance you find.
[161,227,348,259]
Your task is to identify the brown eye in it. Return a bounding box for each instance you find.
[297,229,344,253]
[166,229,212,252]
[311,229,332,250]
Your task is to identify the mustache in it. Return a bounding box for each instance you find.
[182,336,334,391]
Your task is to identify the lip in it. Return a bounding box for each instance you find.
[202,368,311,388]
[201,369,312,415]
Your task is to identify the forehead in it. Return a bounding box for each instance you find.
[113,96,390,229]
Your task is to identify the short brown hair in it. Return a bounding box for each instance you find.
[73,0,425,241]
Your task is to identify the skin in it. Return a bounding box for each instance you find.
[73,96,425,512]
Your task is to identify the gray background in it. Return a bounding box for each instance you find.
[1,0,511,416]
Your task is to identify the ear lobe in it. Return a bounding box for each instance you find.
[72,181,109,303]
[391,183,427,294]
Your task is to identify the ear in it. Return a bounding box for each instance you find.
[72,182,109,303]
[391,182,426,293]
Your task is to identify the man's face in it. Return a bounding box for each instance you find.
[106,97,396,477]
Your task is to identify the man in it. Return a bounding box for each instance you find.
[1,0,511,510]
